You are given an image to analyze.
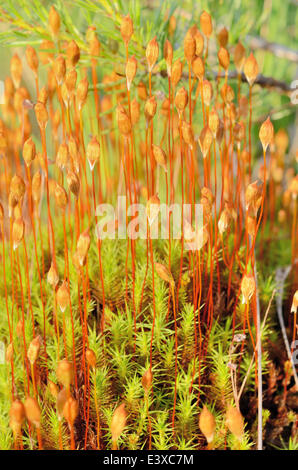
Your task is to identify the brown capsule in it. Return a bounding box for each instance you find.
[27,336,42,365]
[233,122,245,145]
[161,98,170,117]
[13,87,30,115]
[38,86,49,105]
[35,101,49,129]
[55,183,68,210]
[181,120,194,148]
[68,136,80,174]
[201,197,212,221]
[146,37,159,72]
[142,369,153,393]
[291,291,298,314]
[121,15,134,45]
[195,225,209,251]
[86,348,97,369]
[86,136,101,170]
[23,137,36,167]
[76,77,89,110]
[117,105,132,136]
[14,205,22,220]
[194,30,204,56]
[144,96,157,123]
[48,380,59,399]
[76,229,91,266]
[200,11,213,38]
[192,56,205,81]
[259,116,274,152]
[10,54,22,89]
[169,15,176,36]
[246,215,256,237]
[221,83,234,104]
[68,136,79,163]
[217,27,229,48]
[10,175,25,201]
[137,81,147,101]
[289,175,298,199]
[202,80,213,107]
[56,359,74,388]
[0,132,6,153]
[0,119,5,133]
[240,149,249,165]
[218,209,230,235]
[209,108,219,137]
[90,35,101,57]
[171,59,183,88]
[111,403,127,443]
[56,281,70,312]
[9,418,21,438]
[10,400,25,436]
[10,399,25,426]
[6,343,13,362]
[126,56,137,91]
[201,187,214,205]
[12,218,24,250]
[56,387,68,419]
[164,39,173,77]
[239,99,249,120]
[198,126,213,158]
[66,170,80,199]
[24,397,41,428]
[146,194,160,223]
[277,209,286,224]
[49,5,60,37]
[241,274,256,304]
[175,87,188,114]
[4,76,14,101]
[26,46,39,74]
[218,47,230,70]
[63,397,79,428]
[184,29,196,64]
[66,40,80,67]
[226,405,244,440]
[65,68,77,97]
[199,405,216,444]
[56,143,69,170]
[152,145,167,172]
[244,52,259,86]
[53,55,66,85]
[245,180,262,213]
[234,41,246,73]
[47,261,59,289]
[155,262,175,288]
[32,171,41,203]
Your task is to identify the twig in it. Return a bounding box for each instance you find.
[247,36,298,63]
[159,68,292,94]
